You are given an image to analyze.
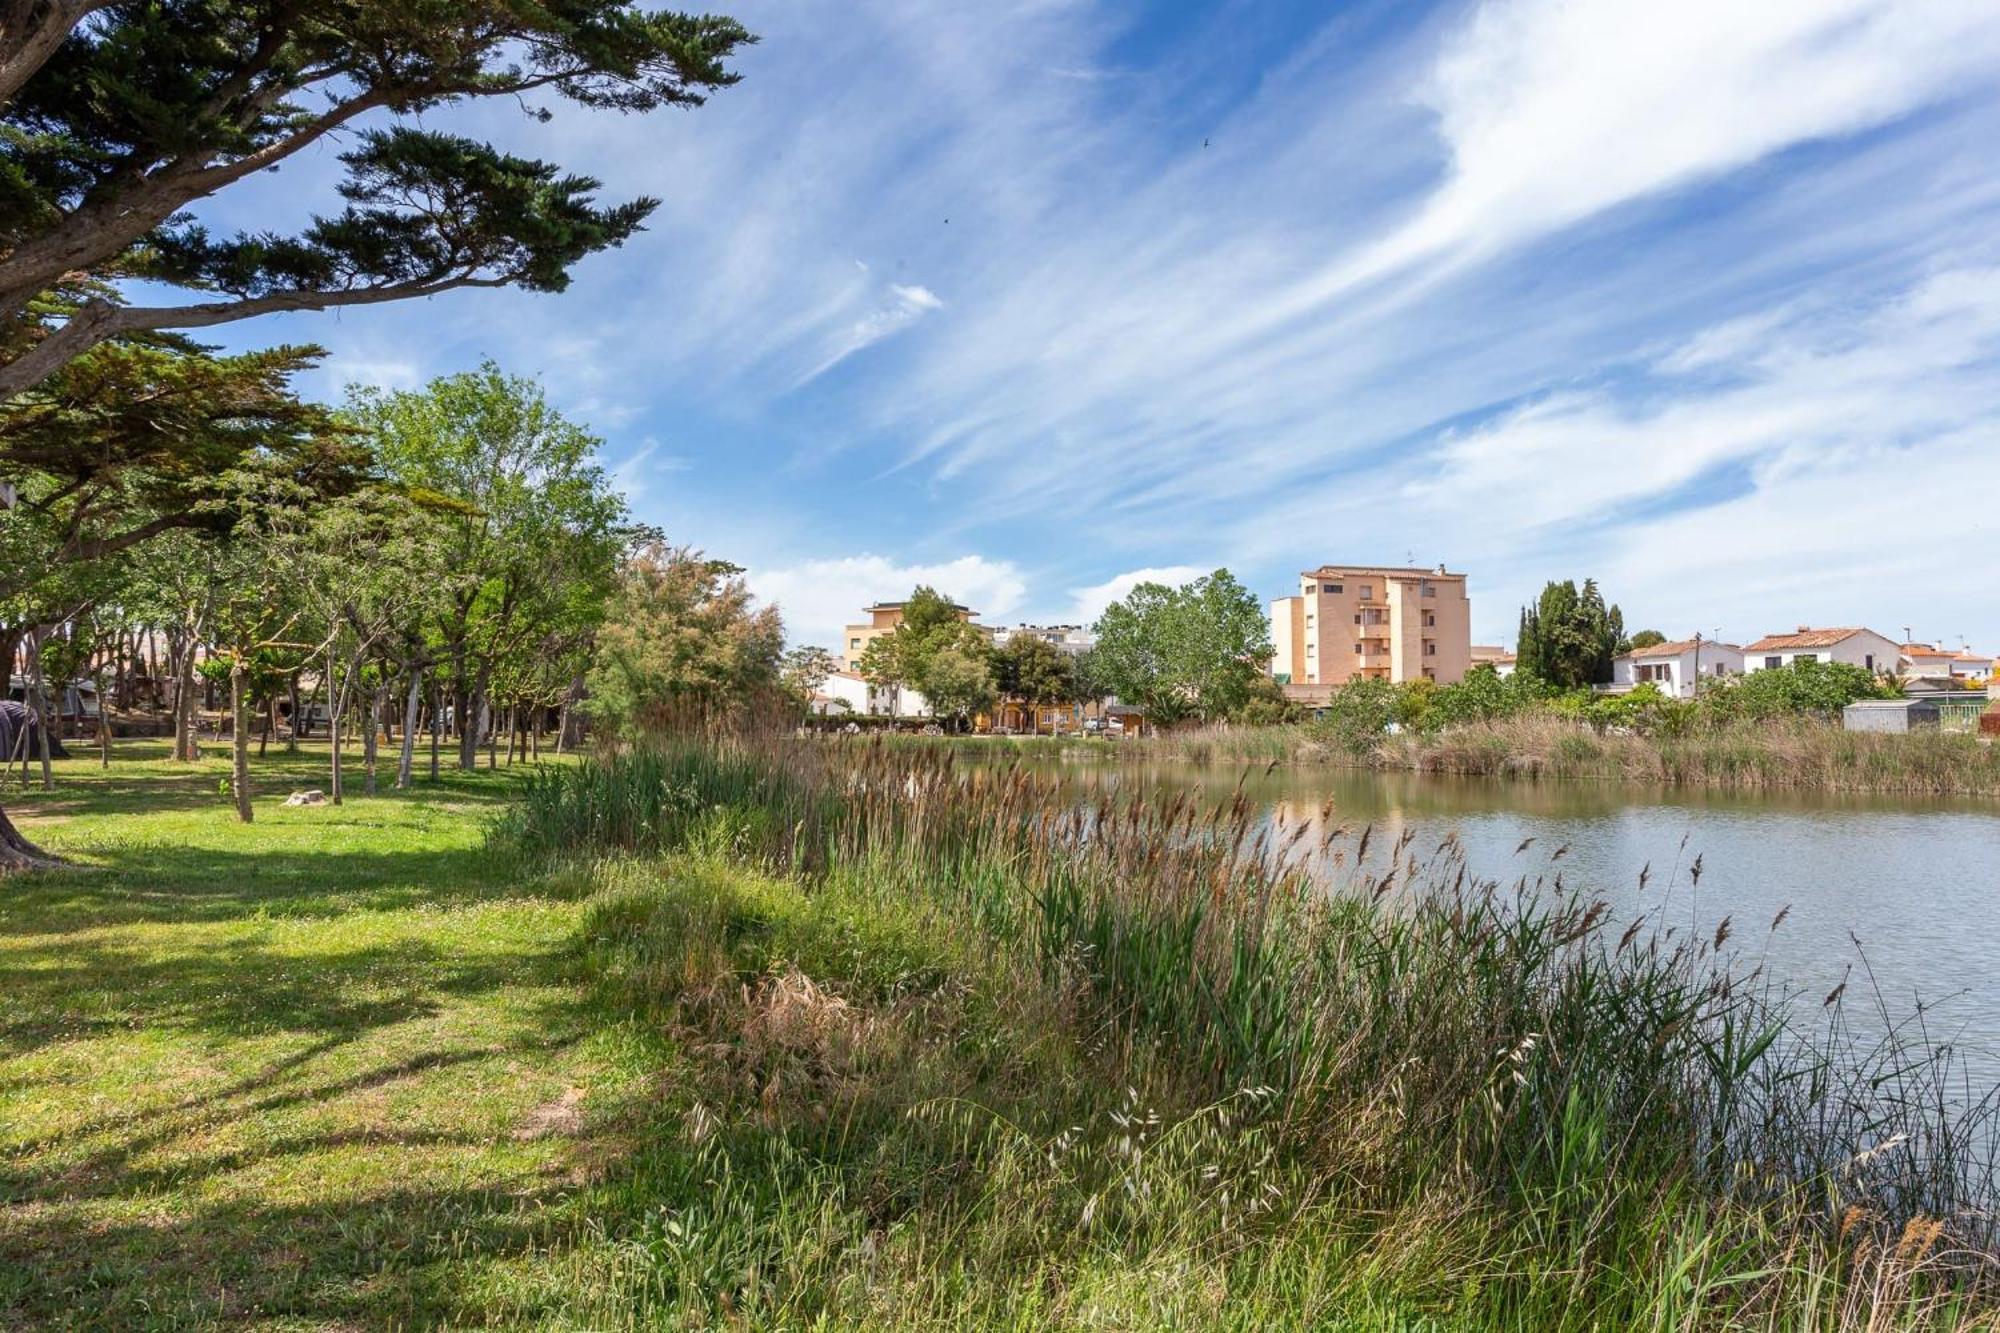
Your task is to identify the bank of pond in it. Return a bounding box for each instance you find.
[491,737,2000,1328]
[900,712,2000,797]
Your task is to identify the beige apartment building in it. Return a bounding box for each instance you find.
[840,600,983,669]
[1269,564,1472,688]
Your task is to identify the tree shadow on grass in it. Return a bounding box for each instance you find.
[0,838,549,935]
[0,1164,592,1329]
[0,938,613,1329]
[0,929,569,1053]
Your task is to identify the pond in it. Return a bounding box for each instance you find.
[1008,757,2000,1080]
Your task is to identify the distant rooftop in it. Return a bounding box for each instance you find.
[1616,637,1742,660]
[1741,626,1884,652]
[1300,563,1464,580]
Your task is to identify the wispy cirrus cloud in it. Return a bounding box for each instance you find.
[189,0,2000,646]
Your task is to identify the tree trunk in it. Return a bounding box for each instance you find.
[31,643,53,791]
[327,645,343,806]
[0,801,60,871]
[428,682,441,781]
[0,625,20,700]
[397,668,422,789]
[230,659,252,823]
[364,683,383,796]
[95,665,111,769]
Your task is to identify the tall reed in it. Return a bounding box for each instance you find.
[499,736,2000,1323]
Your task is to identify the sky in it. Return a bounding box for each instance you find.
[197,0,2000,653]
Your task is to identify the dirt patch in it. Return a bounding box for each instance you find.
[514,1086,587,1140]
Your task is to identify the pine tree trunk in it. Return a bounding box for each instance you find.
[0,801,60,871]
[429,683,441,781]
[230,659,252,823]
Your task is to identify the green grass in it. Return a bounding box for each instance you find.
[0,741,635,1329]
[7,738,1999,1329]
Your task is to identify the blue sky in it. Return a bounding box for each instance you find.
[198,0,2000,652]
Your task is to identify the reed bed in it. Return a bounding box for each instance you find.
[495,737,2000,1328]
[921,715,2000,796]
[1376,713,2000,795]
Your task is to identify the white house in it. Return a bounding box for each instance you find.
[1611,638,1744,698]
[813,669,933,718]
[1740,627,1900,675]
[1900,642,1992,681]
[1470,645,1516,678]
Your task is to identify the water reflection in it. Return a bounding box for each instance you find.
[1002,757,2000,1079]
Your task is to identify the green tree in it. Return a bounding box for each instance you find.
[350,364,627,769]
[780,645,837,714]
[1516,579,1624,688]
[586,543,784,741]
[1706,659,1897,721]
[1091,569,1271,726]
[920,644,999,732]
[857,586,993,723]
[0,3,752,396]
[0,338,345,867]
[1627,629,1667,651]
[995,634,1073,733]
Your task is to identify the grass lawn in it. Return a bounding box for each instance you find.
[0,740,636,1329]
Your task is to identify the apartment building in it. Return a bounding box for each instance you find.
[1269,564,1472,687]
[990,623,1095,654]
[840,600,984,669]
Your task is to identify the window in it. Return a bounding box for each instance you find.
[1421,581,1436,598]
[1422,611,1436,628]
[1323,582,1343,594]
[1354,643,1364,655]
[1864,653,1876,671]
[1764,656,1782,670]
[1424,641,1436,656]
[1354,614,1361,625]
[850,637,862,650]
[1302,584,1315,594]
[1359,586,1372,601]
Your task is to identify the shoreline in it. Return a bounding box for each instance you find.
[885,718,2000,798]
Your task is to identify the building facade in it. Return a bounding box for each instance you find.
[990,623,1095,654]
[1268,564,1472,687]
[1900,642,1992,681]
[840,600,984,669]
[1741,627,1900,675]
[1610,638,1744,698]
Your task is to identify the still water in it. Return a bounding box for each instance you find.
[1013,758,2000,1073]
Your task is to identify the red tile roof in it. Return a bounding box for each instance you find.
[1740,627,1886,653]
[1616,638,1742,660]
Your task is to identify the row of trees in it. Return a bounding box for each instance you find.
[3,359,797,863]
[1314,656,1902,755]
[0,0,755,867]
[848,571,1279,732]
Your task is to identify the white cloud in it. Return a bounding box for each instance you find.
[797,281,948,386]
[1062,566,1209,625]
[747,553,1028,649]
[1406,265,2000,538]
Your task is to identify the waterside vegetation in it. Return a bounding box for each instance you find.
[491,735,2000,1328]
[933,660,2000,796]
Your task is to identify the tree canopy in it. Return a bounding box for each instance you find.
[1516,579,1624,689]
[0,0,753,396]
[586,543,783,739]
[1091,569,1270,726]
